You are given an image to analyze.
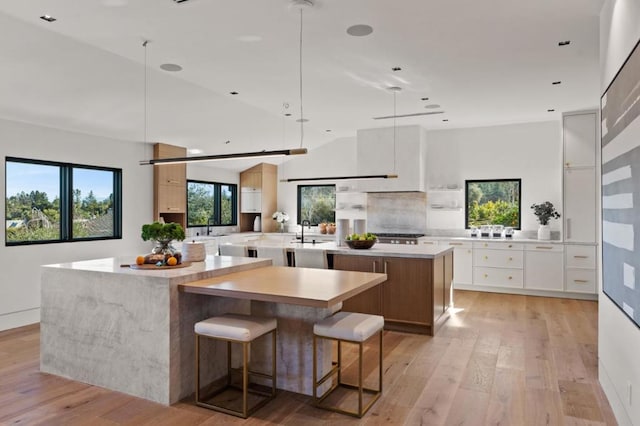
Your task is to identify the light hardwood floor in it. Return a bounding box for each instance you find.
[0,290,617,425]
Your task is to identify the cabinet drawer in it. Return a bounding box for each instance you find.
[473,241,523,250]
[565,245,596,268]
[474,249,524,268]
[420,240,438,246]
[441,240,473,249]
[473,267,523,288]
[525,243,564,252]
[565,269,597,293]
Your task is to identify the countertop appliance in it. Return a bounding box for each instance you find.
[376,233,425,245]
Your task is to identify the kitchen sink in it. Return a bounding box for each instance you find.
[290,240,326,244]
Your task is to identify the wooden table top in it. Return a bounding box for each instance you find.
[179,266,387,308]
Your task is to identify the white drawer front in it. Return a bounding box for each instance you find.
[565,245,596,268]
[442,240,473,249]
[474,249,524,268]
[525,243,564,252]
[565,269,597,293]
[421,240,439,246]
[473,267,524,288]
[473,241,524,250]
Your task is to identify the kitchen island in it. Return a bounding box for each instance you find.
[40,256,386,405]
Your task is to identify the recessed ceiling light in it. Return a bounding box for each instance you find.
[421,97,429,101]
[296,118,310,123]
[558,40,571,46]
[391,67,402,72]
[285,113,292,117]
[424,104,440,109]
[346,24,373,37]
[325,129,332,132]
[40,15,56,22]
[159,63,182,72]
[173,0,189,3]
[229,91,239,95]
[188,148,203,155]
[442,119,449,122]
[224,140,231,144]
[552,81,562,85]
[547,109,555,112]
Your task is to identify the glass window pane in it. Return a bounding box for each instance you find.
[298,185,336,225]
[220,184,234,225]
[465,179,521,228]
[5,161,61,243]
[72,168,115,238]
[187,182,215,226]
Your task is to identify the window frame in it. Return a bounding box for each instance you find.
[5,156,122,246]
[296,184,336,226]
[464,178,522,230]
[186,179,238,227]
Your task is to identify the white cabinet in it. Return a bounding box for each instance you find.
[442,241,473,285]
[565,244,597,294]
[563,113,597,168]
[240,189,262,213]
[472,242,524,289]
[564,168,596,243]
[355,125,426,192]
[524,244,564,291]
[563,111,597,244]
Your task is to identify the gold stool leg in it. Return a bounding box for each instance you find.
[312,334,318,400]
[358,341,364,417]
[379,330,383,393]
[272,329,277,397]
[195,334,200,403]
[242,342,249,418]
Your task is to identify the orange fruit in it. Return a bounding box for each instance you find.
[135,255,145,265]
[166,256,178,266]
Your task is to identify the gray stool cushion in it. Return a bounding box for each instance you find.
[195,313,277,342]
[314,312,384,342]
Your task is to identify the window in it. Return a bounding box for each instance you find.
[465,179,521,229]
[187,180,237,227]
[5,157,122,245]
[297,184,336,225]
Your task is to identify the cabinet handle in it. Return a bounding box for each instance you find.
[467,250,472,253]
[484,256,488,260]
[574,279,589,283]
[573,255,588,259]
[372,262,376,273]
[449,242,463,246]
[484,243,488,247]
[384,261,388,274]
[167,207,181,211]
[508,276,513,280]
[536,246,553,250]
[166,179,180,184]
[484,274,488,278]
[509,257,513,261]
[508,244,513,248]
[566,218,571,239]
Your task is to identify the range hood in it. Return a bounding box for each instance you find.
[355,125,427,192]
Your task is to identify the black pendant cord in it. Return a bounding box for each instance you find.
[299,8,305,149]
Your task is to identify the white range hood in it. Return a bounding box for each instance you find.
[355,125,427,192]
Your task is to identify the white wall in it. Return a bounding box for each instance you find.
[599,1,640,425]
[425,121,563,233]
[0,118,153,331]
[277,136,357,228]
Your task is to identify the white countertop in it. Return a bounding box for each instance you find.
[421,236,565,244]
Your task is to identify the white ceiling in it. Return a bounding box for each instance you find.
[0,0,603,170]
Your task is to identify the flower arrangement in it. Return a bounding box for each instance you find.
[530,201,561,225]
[272,211,289,224]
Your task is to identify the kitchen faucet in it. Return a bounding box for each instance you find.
[207,217,215,236]
[300,219,311,244]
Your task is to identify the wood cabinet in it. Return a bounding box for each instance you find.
[333,251,453,335]
[239,163,277,232]
[153,143,186,228]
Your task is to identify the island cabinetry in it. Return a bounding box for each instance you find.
[239,163,277,232]
[333,251,453,335]
[153,143,186,228]
[524,244,564,291]
[333,255,382,315]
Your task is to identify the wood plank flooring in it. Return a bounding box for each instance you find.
[0,290,618,425]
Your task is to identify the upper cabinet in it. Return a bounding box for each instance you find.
[563,112,597,168]
[153,143,186,228]
[355,125,427,192]
[239,163,277,232]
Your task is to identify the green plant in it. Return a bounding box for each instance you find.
[531,201,561,225]
[141,222,185,242]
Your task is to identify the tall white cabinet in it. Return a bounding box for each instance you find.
[562,110,598,296]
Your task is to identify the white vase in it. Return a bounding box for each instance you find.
[537,224,551,240]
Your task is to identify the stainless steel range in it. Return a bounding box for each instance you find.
[375,233,425,245]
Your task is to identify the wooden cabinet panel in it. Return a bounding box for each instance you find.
[334,255,382,315]
[444,251,453,310]
[153,143,186,227]
[156,183,186,213]
[382,257,432,326]
[432,256,445,319]
[240,171,261,190]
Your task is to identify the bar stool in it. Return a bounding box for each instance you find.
[195,313,277,418]
[294,248,328,269]
[218,244,249,257]
[312,311,384,418]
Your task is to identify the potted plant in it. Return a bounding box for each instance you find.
[531,202,560,240]
[141,221,185,259]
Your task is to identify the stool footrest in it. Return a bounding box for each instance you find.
[316,363,339,387]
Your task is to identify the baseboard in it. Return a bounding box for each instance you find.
[599,359,633,426]
[453,283,598,300]
[0,307,40,332]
